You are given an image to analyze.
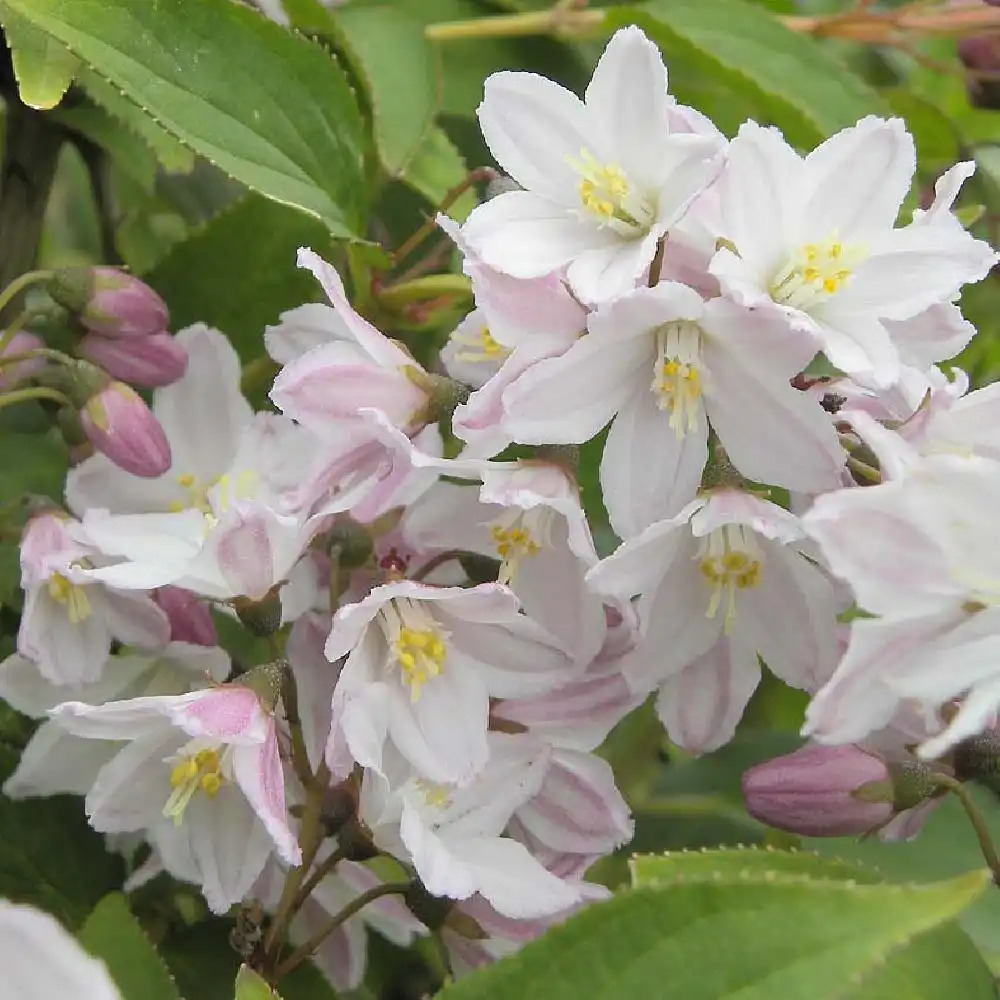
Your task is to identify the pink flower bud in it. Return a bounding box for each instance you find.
[741,744,894,837]
[51,267,169,339]
[80,381,171,478]
[154,586,218,646]
[0,331,45,390]
[78,331,188,387]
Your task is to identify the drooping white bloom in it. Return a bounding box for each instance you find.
[324,579,573,785]
[502,282,845,537]
[361,735,582,919]
[51,684,299,913]
[463,27,723,303]
[588,490,840,752]
[1,643,230,800]
[802,453,1000,758]
[18,511,169,684]
[711,120,996,386]
[0,901,121,1000]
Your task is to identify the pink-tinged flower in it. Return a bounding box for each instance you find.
[286,610,341,771]
[18,511,170,684]
[711,120,996,386]
[154,586,218,646]
[78,330,188,388]
[80,381,171,478]
[502,282,844,537]
[51,683,299,913]
[362,733,582,919]
[256,855,426,992]
[0,643,230,799]
[401,461,608,663]
[588,490,840,752]
[742,743,895,837]
[67,267,169,339]
[270,249,429,434]
[510,748,632,869]
[67,324,308,518]
[0,331,45,390]
[802,453,1000,757]
[325,579,573,784]
[463,27,723,303]
[0,901,122,1000]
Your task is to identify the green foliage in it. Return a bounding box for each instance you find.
[4,0,367,239]
[78,894,182,1000]
[611,0,885,146]
[144,194,330,363]
[437,856,992,1000]
[0,5,77,110]
[401,127,479,221]
[235,965,282,1000]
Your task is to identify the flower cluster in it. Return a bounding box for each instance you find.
[3,23,1000,987]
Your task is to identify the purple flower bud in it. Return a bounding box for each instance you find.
[154,586,218,646]
[0,331,45,390]
[742,744,894,837]
[80,381,171,478]
[51,268,169,339]
[78,331,188,388]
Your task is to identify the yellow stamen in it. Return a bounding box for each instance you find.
[452,325,512,365]
[771,234,866,311]
[696,524,764,632]
[164,746,225,824]
[571,149,644,229]
[379,599,450,701]
[652,322,703,436]
[46,572,92,624]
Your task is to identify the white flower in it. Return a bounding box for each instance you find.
[502,282,844,537]
[588,490,840,752]
[463,26,723,303]
[711,120,996,386]
[802,453,1000,757]
[361,734,582,919]
[324,580,573,785]
[51,684,299,913]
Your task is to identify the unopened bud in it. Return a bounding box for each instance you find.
[232,586,283,637]
[50,267,169,339]
[154,586,218,646]
[78,331,188,388]
[743,743,908,837]
[326,517,374,569]
[954,727,1000,793]
[80,381,171,478]
[0,331,45,390]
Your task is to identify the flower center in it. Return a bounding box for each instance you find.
[770,235,866,312]
[46,572,92,624]
[572,149,647,231]
[490,507,552,585]
[452,325,512,365]
[416,778,453,810]
[696,524,763,632]
[652,322,703,436]
[379,598,449,701]
[163,746,226,824]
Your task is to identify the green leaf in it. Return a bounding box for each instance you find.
[4,0,367,239]
[333,4,440,177]
[78,894,181,1000]
[144,194,329,364]
[402,126,478,220]
[611,0,884,147]
[77,68,195,175]
[235,965,282,1000]
[435,869,991,1000]
[0,5,78,109]
[0,742,124,927]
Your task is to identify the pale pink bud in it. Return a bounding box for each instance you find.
[78,331,188,387]
[0,331,45,389]
[154,586,218,646]
[742,744,895,837]
[80,381,171,477]
[50,267,169,339]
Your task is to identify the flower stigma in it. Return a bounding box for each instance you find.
[163,745,227,824]
[379,598,450,701]
[771,235,866,311]
[47,572,92,624]
[652,322,703,436]
[696,524,763,631]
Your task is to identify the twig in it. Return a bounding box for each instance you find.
[936,776,1000,885]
